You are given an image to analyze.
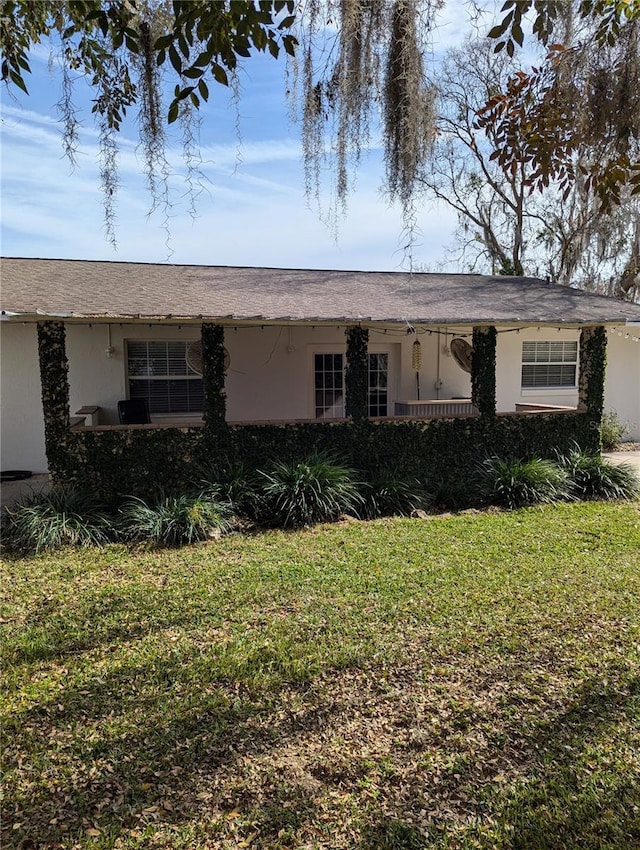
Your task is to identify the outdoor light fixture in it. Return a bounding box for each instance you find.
[105,325,114,358]
[412,337,422,371]
[412,337,422,399]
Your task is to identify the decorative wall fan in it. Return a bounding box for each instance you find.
[450,338,473,374]
[186,340,230,375]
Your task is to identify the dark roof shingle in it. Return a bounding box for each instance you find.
[2,257,639,325]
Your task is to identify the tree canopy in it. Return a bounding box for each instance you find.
[478,0,640,210]
[421,36,639,301]
[1,0,639,248]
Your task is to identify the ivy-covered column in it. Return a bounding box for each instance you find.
[201,323,227,434]
[345,325,369,421]
[471,326,497,417]
[37,321,71,478]
[578,325,607,417]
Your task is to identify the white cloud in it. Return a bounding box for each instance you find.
[1,20,465,273]
[1,99,459,270]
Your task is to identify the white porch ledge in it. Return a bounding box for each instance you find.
[67,405,583,432]
[515,403,578,413]
[395,399,477,416]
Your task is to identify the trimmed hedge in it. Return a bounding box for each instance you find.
[61,413,598,501]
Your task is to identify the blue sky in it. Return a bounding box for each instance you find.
[1,1,475,271]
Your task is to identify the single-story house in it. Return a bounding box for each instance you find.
[1,258,639,493]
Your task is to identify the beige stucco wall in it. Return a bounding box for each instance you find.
[1,320,639,472]
[0,323,47,472]
[604,329,640,441]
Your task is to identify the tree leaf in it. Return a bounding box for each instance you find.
[512,22,524,46]
[168,44,182,74]
[212,64,228,86]
[9,70,28,94]
[487,23,509,39]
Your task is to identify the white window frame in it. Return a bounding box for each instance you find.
[126,339,204,416]
[309,344,394,419]
[521,340,578,391]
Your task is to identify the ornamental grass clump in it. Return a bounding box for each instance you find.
[430,475,480,511]
[478,456,570,510]
[3,486,114,554]
[557,447,640,501]
[119,492,233,547]
[258,452,364,528]
[362,473,430,518]
[199,461,263,521]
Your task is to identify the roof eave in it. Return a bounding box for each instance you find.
[1,309,634,326]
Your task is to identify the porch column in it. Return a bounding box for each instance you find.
[37,320,71,478]
[345,325,369,421]
[201,323,227,433]
[471,325,497,417]
[578,325,607,418]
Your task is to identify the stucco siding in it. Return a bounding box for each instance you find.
[0,323,47,472]
[604,331,640,441]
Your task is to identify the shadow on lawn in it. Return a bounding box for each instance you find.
[2,644,331,847]
[6,588,219,667]
[358,672,640,850]
[496,674,640,850]
[3,644,639,849]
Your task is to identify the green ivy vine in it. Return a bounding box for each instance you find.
[201,323,227,436]
[471,326,497,418]
[34,318,602,501]
[37,321,72,479]
[579,325,607,419]
[345,325,369,421]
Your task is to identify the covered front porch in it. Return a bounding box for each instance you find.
[51,318,587,432]
[29,317,606,500]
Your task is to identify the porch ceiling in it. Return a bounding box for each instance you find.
[2,257,640,326]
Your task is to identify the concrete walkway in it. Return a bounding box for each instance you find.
[602,451,640,475]
[1,474,51,514]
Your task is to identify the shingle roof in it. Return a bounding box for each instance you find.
[2,257,639,325]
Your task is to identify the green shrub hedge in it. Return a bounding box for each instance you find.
[5,445,636,554]
[56,412,599,501]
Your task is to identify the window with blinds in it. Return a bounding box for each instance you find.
[127,340,204,414]
[521,341,578,388]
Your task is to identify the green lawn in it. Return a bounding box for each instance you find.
[2,501,639,850]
